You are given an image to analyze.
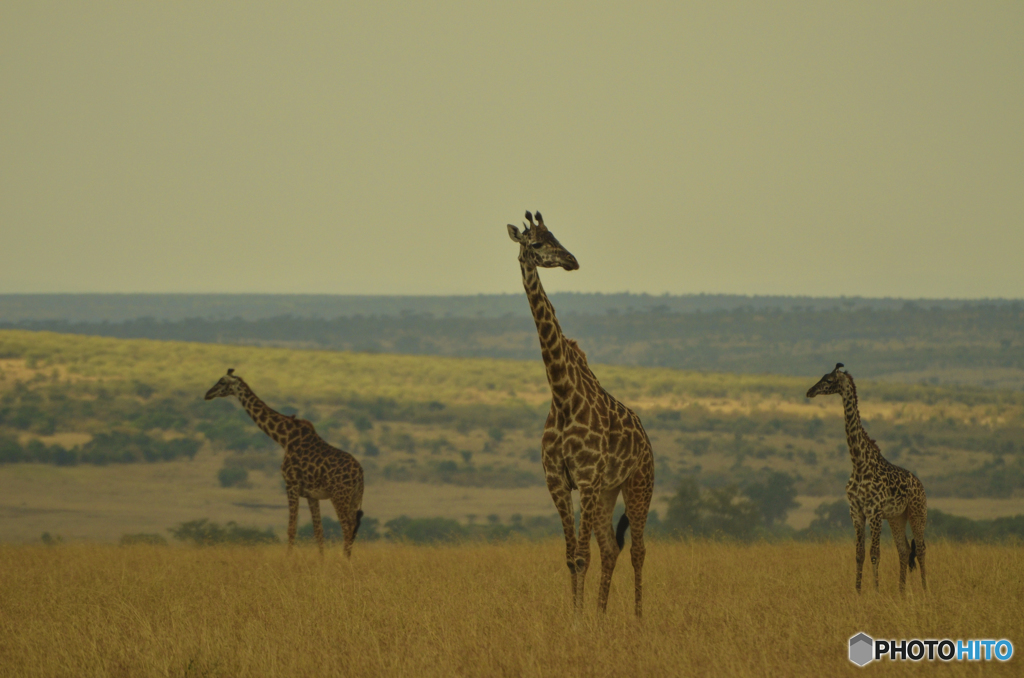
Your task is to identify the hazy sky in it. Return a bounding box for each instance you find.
[3,3,1022,298]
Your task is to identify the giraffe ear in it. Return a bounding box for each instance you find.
[507,223,526,243]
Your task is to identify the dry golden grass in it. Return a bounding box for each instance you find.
[1,540,1020,677]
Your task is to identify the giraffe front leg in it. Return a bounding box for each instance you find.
[545,478,578,608]
[286,485,300,552]
[574,483,602,613]
[542,432,578,609]
[851,509,866,593]
[869,515,882,591]
[308,497,324,557]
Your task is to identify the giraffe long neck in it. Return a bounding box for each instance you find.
[520,260,573,402]
[234,380,296,447]
[839,377,875,465]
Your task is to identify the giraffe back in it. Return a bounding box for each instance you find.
[282,420,364,501]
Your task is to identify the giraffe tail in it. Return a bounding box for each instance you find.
[615,514,630,549]
[353,510,364,539]
[908,538,917,571]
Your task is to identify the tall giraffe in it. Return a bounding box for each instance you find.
[507,211,655,617]
[806,363,927,594]
[204,369,365,557]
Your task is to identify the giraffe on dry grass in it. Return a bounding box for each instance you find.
[507,210,655,617]
[204,369,364,557]
[807,363,927,594]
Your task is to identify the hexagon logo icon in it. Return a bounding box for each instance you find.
[849,633,874,666]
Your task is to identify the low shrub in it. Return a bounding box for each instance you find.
[119,533,168,546]
[168,519,278,545]
[217,466,250,488]
[384,516,466,543]
[40,532,62,546]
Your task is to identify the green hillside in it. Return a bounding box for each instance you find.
[2,330,1023,499]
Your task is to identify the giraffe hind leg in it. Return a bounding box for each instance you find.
[889,513,909,595]
[621,460,653,619]
[307,498,324,556]
[909,503,927,591]
[330,495,359,559]
[286,485,301,552]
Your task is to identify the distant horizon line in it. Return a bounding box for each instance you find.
[2,291,1022,302]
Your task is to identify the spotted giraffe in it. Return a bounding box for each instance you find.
[507,211,655,617]
[204,369,364,557]
[806,363,927,594]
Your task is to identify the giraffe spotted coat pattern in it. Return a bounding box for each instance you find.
[807,363,927,594]
[205,369,365,557]
[507,211,655,617]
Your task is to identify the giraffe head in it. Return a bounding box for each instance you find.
[204,368,243,400]
[806,363,849,398]
[506,210,579,271]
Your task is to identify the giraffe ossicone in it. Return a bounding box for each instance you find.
[507,210,654,617]
[807,364,927,594]
[204,369,365,558]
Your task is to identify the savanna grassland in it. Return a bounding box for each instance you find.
[1,329,1023,544]
[1,540,1021,677]
[1,330,1023,676]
